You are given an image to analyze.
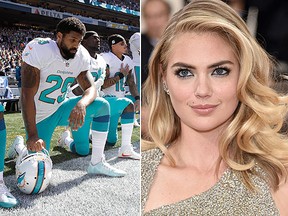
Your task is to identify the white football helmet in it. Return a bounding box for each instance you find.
[129,32,140,50]
[15,149,53,194]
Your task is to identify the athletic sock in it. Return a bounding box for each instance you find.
[91,131,108,165]
[65,136,74,149]
[121,123,134,148]
[0,171,3,182]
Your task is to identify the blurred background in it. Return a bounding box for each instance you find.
[141,0,288,87]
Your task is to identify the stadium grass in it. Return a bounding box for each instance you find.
[3,112,140,176]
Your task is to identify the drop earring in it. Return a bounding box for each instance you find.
[163,82,170,95]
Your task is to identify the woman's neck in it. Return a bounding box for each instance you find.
[167,123,226,172]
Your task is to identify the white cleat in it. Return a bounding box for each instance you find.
[0,181,18,208]
[7,135,24,159]
[118,145,141,160]
[87,158,126,177]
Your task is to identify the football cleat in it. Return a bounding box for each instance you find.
[0,181,18,208]
[16,149,53,194]
[118,145,141,160]
[7,135,24,159]
[87,158,126,177]
[133,118,140,127]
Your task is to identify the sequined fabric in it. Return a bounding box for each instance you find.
[141,148,280,216]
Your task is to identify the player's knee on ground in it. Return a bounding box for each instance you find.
[70,142,89,157]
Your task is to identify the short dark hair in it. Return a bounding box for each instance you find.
[56,17,86,36]
[108,34,125,50]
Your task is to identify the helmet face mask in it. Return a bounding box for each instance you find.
[15,149,53,194]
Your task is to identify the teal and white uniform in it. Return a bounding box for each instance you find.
[90,54,107,95]
[101,52,135,145]
[67,54,106,98]
[129,32,140,97]
[0,105,6,173]
[22,38,110,155]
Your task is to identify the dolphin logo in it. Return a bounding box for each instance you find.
[17,172,26,187]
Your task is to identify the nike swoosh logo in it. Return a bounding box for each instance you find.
[121,153,132,157]
[28,45,33,50]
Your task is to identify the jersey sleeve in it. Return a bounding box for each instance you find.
[22,38,52,70]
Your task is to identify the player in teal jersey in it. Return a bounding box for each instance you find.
[59,32,140,160]
[17,17,126,177]
[101,34,140,160]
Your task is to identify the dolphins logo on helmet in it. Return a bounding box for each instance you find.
[15,149,53,194]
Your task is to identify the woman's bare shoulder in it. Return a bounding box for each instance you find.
[273,178,288,215]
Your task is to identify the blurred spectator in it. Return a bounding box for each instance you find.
[226,0,288,77]
[141,0,171,85]
[15,59,22,110]
[15,60,21,89]
[92,0,140,11]
[4,86,13,99]
[0,76,8,89]
[141,0,171,140]
[0,26,54,81]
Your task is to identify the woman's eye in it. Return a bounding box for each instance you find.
[212,67,230,76]
[176,69,193,78]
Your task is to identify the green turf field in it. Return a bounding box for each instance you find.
[3,112,140,175]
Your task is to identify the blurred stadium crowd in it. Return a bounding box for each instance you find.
[0,0,139,88]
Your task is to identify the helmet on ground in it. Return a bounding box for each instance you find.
[15,149,53,194]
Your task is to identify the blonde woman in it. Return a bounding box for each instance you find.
[141,0,288,215]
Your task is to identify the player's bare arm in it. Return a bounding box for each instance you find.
[21,61,45,152]
[126,71,140,111]
[102,63,129,89]
[69,70,96,130]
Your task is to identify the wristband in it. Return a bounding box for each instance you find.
[118,73,124,79]
[134,96,140,100]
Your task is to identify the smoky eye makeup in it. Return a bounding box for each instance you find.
[211,66,231,76]
[174,68,193,78]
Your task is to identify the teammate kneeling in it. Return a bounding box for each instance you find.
[101,34,141,160]
[20,17,125,177]
[59,32,140,160]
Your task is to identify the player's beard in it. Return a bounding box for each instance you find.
[60,41,77,59]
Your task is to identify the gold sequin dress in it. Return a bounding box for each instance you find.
[141,148,280,216]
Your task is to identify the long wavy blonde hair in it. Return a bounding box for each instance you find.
[142,0,288,190]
